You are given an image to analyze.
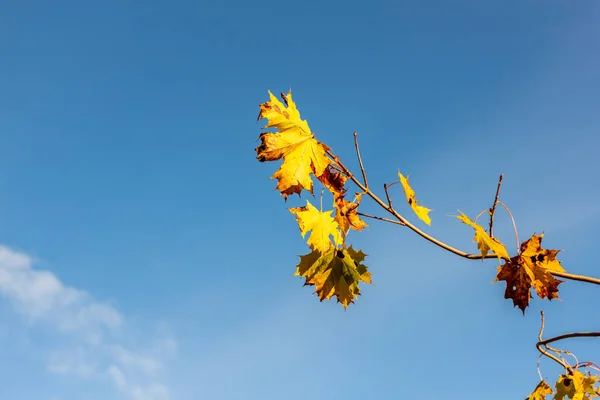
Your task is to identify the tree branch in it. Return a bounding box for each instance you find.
[327,150,499,260]
[540,331,600,347]
[550,270,600,286]
[327,150,600,284]
[537,311,572,371]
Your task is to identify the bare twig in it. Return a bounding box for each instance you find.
[489,174,503,238]
[325,149,600,283]
[383,183,393,208]
[497,201,519,252]
[536,355,543,381]
[358,212,406,226]
[538,311,572,371]
[353,132,368,188]
[539,331,600,346]
[575,362,600,372]
[327,150,500,260]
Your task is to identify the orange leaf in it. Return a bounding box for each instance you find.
[494,233,565,313]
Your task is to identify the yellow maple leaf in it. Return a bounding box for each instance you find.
[494,233,565,313]
[295,246,371,308]
[554,370,599,400]
[289,200,343,253]
[255,91,331,199]
[398,172,431,225]
[456,211,510,260]
[526,380,554,400]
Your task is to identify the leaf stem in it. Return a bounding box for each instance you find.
[357,211,406,226]
[497,201,519,253]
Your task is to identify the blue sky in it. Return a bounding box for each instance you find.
[1,1,599,399]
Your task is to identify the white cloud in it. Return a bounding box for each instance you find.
[0,245,175,400]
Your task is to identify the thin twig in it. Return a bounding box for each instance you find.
[358,212,406,226]
[383,183,393,208]
[539,331,600,346]
[497,201,519,252]
[325,149,600,284]
[353,132,368,188]
[536,355,543,381]
[538,311,572,371]
[327,150,500,260]
[489,174,503,238]
[543,341,578,368]
[576,362,600,372]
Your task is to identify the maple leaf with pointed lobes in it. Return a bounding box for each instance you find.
[526,381,554,400]
[456,211,510,260]
[255,91,331,199]
[398,172,431,225]
[554,371,599,400]
[494,233,565,313]
[295,246,371,308]
[289,200,343,253]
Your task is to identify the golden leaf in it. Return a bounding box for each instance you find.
[494,233,565,313]
[554,370,599,400]
[289,200,343,253]
[456,211,510,260]
[398,172,431,225]
[256,91,331,199]
[295,246,371,308]
[526,380,554,400]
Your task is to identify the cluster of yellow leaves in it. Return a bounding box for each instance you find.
[456,213,565,313]
[256,91,369,307]
[527,371,600,400]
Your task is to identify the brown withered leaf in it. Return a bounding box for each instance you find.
[494,233,565,313]
[317,166,348,197]
[333,193,367,233]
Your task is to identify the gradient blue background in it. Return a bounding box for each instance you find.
[1,1,599,399]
